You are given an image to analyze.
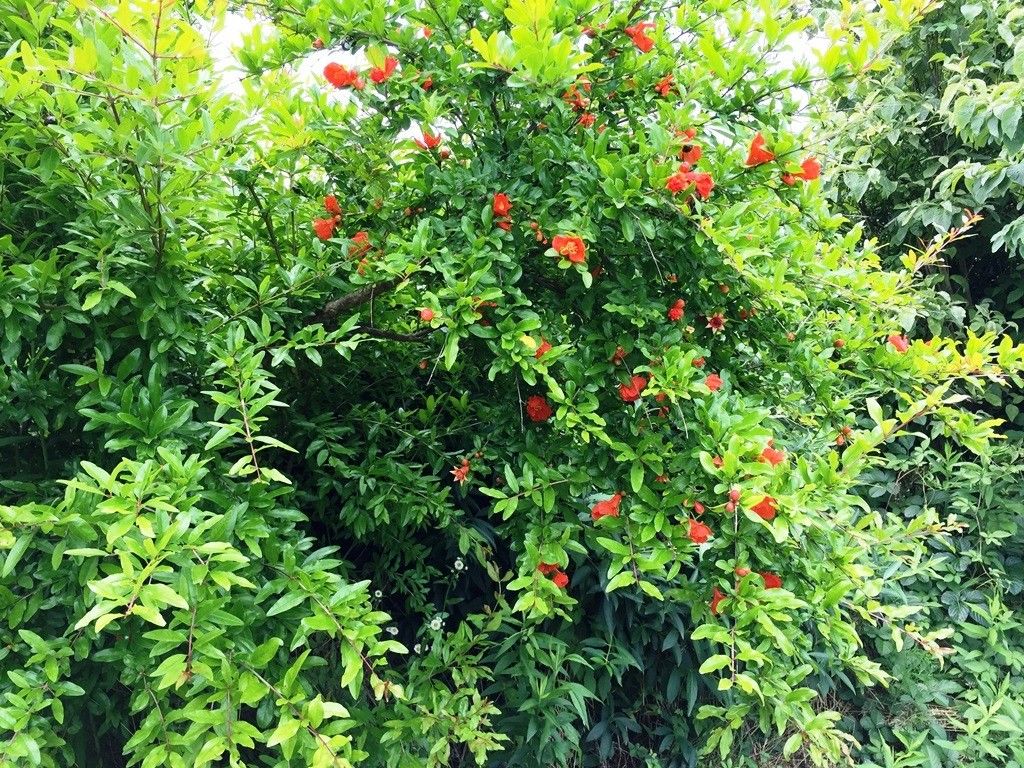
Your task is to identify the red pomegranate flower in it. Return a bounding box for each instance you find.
[419,308,435,322]
[712,455,724,468]
[735,567,751,577]
[552,570,569,589]
[759,446,786,466]
[759,571,782,589]
[492,193,512,217]
[679,143,702,165]
[415,130,442,150]
[526,395,553,422]
[706,312,726,333]
[800,157,821,180]
[450,458,471,485]
[888,333,910,353]
[563,81,591,110]
[421,76,433,90]
[313,218,337,241]
[591,492,623,521]
[667,298,686,322]
[704,373,723,392]
[324,195,342,216]
[422,26,432,38]
[692,357,705,368]
[496,220,511,231]
[552,234,587,264]
[751,496,777,521]
[654,74,674,97]
[619,375,647,402]
[611,346,627,365]
[577,112,596,128]
[710,587,726,615]
[693,500,705,515]
[782,156,821,186]
[688,518,713,544]
[624,22,656,53]
[535,339,552,359]
[666,173,688,194]
[537,562,559,575]
[745,132,775,166]
[323,62,364,89]
[348,231,371,257]
[369,56,398,84]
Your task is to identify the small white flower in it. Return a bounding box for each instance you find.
[374,590,383,598]
[429,617,442,631]
[413,643,421,654]
[454,558,465,571]
[387,626,398,636]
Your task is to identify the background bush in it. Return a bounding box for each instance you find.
[827,2,1024,766]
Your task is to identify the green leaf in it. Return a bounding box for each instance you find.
[698,655,731,674]
[266,591,305,617]
[2,533,33,578]
[606,571,636,593]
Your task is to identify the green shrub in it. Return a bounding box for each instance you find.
[1,0,1020,766]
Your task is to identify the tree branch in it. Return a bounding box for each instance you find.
[357,325,435,342]
[309,275,404,326]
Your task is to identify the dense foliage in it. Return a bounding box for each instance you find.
[2,1,1022,766]
[826,3,1024,767]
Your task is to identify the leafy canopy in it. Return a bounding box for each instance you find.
[1,0,1022,766]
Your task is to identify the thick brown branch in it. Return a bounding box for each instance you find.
[309,275,403,326]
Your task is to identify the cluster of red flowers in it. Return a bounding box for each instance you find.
[323,62,365,90]
[450,458,471,485]
[551,234,587,264]
[537,562,569,589]
[562,80,596,129]
[562,81,590,111]
[492,193,512,231]
[526,395,552,422]
[591,492,623,521]
[312,195,343,240]
[654,74,674,97]
[667,298,685,322]
[746,132,822,186]
[624,22,655,53]
[666,166,714,200]
[619,375,647,402]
